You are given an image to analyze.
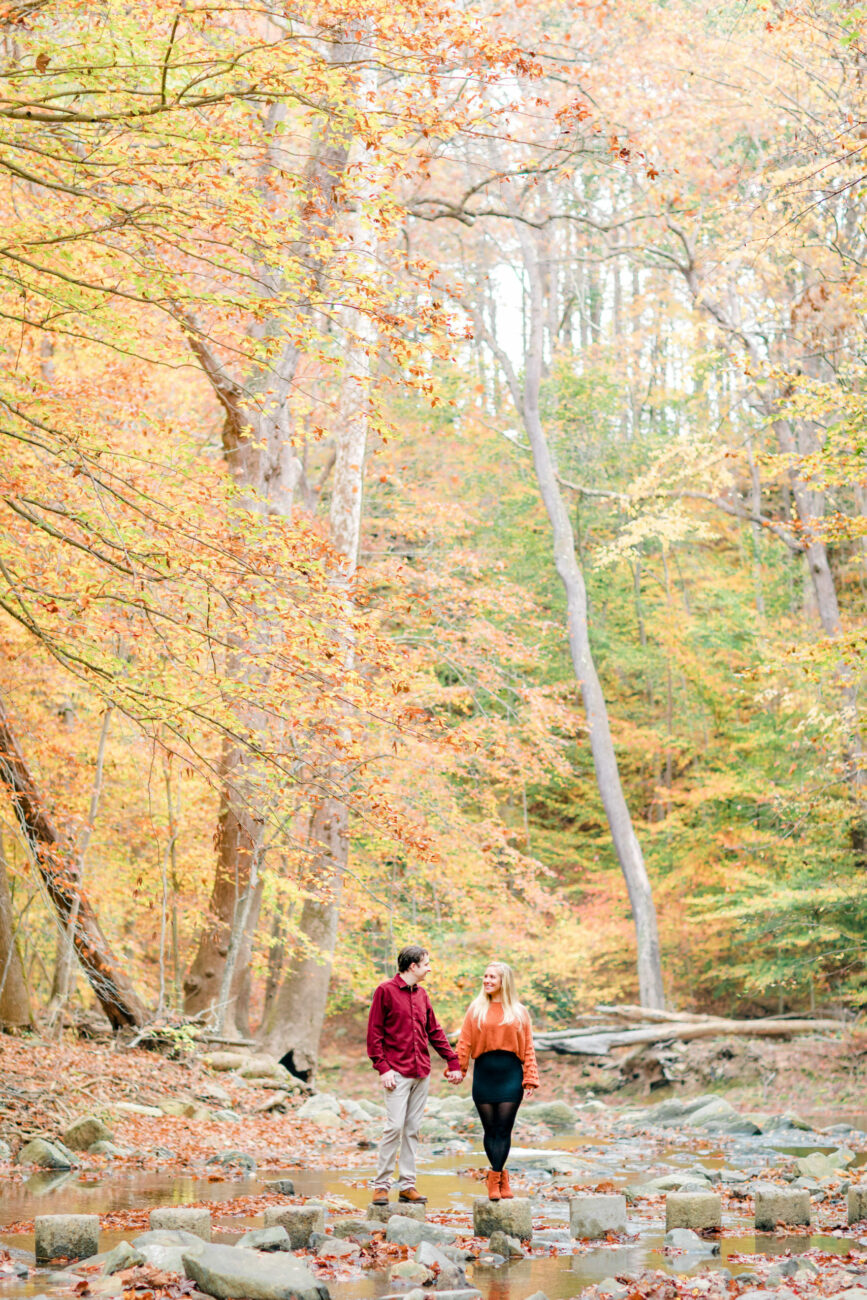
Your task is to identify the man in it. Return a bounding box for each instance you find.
[367,944,462,1204]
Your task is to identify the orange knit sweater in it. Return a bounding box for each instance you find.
[456,1001,540,1089]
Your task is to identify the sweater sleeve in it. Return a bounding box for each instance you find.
[366,984,390,1075]
[520,1012,540,1088]
[456,1011,475,1077]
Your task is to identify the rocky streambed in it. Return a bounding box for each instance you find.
[2,1085,867,1300]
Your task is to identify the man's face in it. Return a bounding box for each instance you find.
[410,953,431,983]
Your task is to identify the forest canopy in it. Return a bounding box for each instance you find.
[0,0,865,1058]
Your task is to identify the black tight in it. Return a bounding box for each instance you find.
[475,1100,521,1172]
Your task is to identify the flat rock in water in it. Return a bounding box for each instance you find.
[664,1228,702,1249]
[102,1243,144,1275]
[488,1231,523,1258]
[182,1243,329,1300]
[236,1227,292,1253]
[265,1179,296,1196]
[386,1215,457,1247]
[331,1219,377,1242]
[389,1260,431,1284]
[315,1239,357,1260]
[132,1229,209,1274]
[416,1241,466,1277]
[797,1148,855,1178]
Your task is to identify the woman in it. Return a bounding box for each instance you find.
[456,961,539,1201]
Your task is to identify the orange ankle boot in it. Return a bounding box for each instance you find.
[499,1169,513,1199]
[485,1169,501,1201]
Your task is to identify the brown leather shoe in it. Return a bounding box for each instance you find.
[486,1169,501,1201]
[372,1188,389,1205]
[499,1169,513,1199]
[398,1187,428,1203]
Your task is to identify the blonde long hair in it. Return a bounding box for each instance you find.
[468,961,526,1027]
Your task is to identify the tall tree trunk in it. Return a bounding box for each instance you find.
[182,43,360,1030]
[257,799,348,1075]
[257,80,377,1067]
[0,694,147,1029]
[183,746,262,1035]
[474,226,665,1008]
[0,837,30,1029]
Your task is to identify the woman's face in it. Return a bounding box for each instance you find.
[483,965,502,996]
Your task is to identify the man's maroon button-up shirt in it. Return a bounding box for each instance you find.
[367,973,460,1078]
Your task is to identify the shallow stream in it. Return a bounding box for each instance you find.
[2,1114,866,1300]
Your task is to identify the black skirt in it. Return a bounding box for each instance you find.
[471,1049,524,1104]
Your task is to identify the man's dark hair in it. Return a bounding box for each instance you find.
[397,944,428,972]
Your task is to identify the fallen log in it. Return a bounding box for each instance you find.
[539,1016,845,1055]
[0,694,147,1030]
[595,1003,715,1024]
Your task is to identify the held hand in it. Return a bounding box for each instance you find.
[381,1069,398,1091]
[445,1069,463,1086]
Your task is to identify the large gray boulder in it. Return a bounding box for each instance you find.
[182,1243,329,1300]
[64,1117,113,1152]
[132,1230,208,1274]
[797,1148,854,1178]
[681,1098,737,1128]
[385,1214,457,1247]
[521,1101,577,1131]
[18,1139,77,1170]
[35,1215,100,1265]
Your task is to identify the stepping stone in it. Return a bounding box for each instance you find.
[367,1201,425,1222]
[149,1208,211,1240]
[472,1197,532,1242]
[263,1206,325,1249]
[569,1194,627,1239]
[665,1192,721,1232]
[35,1215,100,1265]
[849,1185,867,1224]
[754,1185,810,1231]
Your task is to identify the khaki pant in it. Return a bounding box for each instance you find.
[373,1073,430,1191]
